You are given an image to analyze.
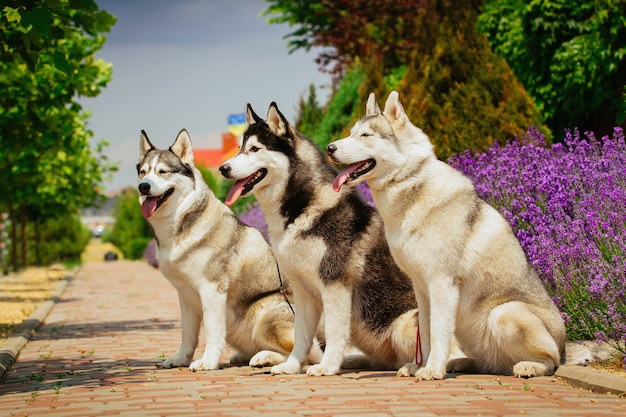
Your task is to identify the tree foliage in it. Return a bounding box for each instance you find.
[0,0,117,270]
[295,83,324,138]
[263,0,429,79]
[478,0,626,136]
[289,0,546,158]
[1,0,116,73]
[396,0,546,158]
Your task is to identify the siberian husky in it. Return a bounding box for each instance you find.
[219,103,420,376]
[326,91,566,380]
[137,129,322,371]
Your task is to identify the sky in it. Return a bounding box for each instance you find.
[82,0,330,193]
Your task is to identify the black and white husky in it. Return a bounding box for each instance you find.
[219,103,419,376]
[137,129,321,371]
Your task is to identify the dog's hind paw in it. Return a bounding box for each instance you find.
[229,351,251,365]
[397,362,419,377]
[189,358,219,372]
[249,350,287,367]
[446,357,477,373]
[513,361,552,378]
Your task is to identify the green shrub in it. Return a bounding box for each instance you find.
[295,84,324,139]
[33,213,91,264]
[108,187,152,260]
[311,65,366,148]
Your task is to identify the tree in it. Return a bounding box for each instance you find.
[0,0,117,270]
[395,0,547,158]
[288,0,546,158]
[263,0,428,79]
[294,83,324,137]
[478,0,626,136]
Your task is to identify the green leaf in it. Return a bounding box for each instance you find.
[21,6,53,37]
[51,51,70,75]
[3,6,22,23]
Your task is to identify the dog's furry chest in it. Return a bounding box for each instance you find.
[269,227,326,297]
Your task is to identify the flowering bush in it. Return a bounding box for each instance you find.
[142,238,158,268]
[237,127,626,353]
[449,126,626,353]
[237,202,270,241]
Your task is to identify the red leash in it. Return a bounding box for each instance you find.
[415,322,423,366]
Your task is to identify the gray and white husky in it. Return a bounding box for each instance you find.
[326,91,566,380]
[137,129,322,371]
[219,103,420,376]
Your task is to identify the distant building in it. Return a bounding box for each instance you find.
[193,132,239,169]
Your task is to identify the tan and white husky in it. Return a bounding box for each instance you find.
[327,91,566,380]
[137,129,321,371]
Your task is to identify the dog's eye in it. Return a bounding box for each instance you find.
[250,146,260,153]
[361,132,371,137]
[159,169,169,174]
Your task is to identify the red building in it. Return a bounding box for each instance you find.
[193,132,239,169]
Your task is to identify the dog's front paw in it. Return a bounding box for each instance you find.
[189,358,219,372]
[397,362,419,377]
[249,350,287,367]
[306,363,341,376]
[513,361,551,378]
[414,366,446,381]
[162,355,189,369]
[270,360,302,375]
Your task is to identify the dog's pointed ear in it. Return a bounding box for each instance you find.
[383,90,406,126]
[139,130,155,161]
[266,102,289,137]
[170,129,194,165]
[365,92,381,116]
[246,103,262,125]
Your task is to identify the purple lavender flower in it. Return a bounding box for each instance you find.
[237,202,269,241]
[449,126,626,352]
[142,238,158,268]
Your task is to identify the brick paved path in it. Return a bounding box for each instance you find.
[0,260,624,416]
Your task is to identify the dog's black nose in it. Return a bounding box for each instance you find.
[326,144,337,155]
[219,164,230,177]
[138,182,151,195]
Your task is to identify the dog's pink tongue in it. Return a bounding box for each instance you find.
[141,197,158,218]
[332,163,363,192]
[225,178,249,207]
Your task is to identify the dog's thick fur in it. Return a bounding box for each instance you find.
[137,129,321,371]
[219,103,419,376]
[326,91,566,380]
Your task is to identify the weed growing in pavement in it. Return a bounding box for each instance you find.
[28,373,44,382]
